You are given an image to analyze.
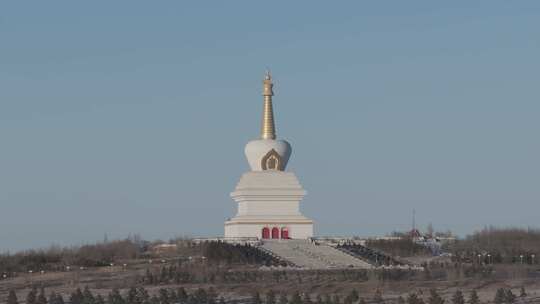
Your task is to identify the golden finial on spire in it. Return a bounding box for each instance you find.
[261,70,276,140]
[263,70,273,96]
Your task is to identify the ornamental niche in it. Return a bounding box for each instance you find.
[261,149,283,171]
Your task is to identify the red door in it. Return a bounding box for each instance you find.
[262,227,270,239]
[281,228,289,239]
[271,227,280,239]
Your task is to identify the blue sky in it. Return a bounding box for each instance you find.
[1,2,539,251]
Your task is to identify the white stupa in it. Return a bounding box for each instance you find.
[224,72,314,240]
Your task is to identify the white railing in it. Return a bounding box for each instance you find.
[191,237,260,245]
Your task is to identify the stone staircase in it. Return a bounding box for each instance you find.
[259,240,373,269]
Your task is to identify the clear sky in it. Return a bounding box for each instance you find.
[1,2,539,251]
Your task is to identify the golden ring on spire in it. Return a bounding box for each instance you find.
[261,72,276,139]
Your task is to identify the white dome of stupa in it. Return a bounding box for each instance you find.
[245,139,291,171]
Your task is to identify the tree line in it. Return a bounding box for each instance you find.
[200,242,285,266]
[139,265,374,285]
[364,238,432,258]
[139,260,540,286]
[1,240,286,279]
[6,286,222,304]
[251,287,527,304]
[4,284,530,304]
[448,227,540,265]
[1,238,146,275]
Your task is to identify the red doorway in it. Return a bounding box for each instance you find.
[271,227,280,239]
[262,227,270,239]
[281,228,289,239]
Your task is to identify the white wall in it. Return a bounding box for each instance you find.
[225,223,313,239]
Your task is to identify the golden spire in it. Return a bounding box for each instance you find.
[261,70,276,140]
